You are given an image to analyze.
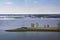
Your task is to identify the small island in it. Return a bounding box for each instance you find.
[5,23,60,32]
[5,27,60,32]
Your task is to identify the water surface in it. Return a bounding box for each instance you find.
[0,30,60,40]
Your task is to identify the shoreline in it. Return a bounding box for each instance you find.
[5,28,60,32]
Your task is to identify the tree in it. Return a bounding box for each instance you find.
[36,23,39,28]
[57,22,60,28]
[44,25,46,28]
[47,24,49,28]
[31,23,35,28]
[21,27,27,29]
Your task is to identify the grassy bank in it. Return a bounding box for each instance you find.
[5,28,60,32]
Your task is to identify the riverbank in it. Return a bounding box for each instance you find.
[5,28,60,32]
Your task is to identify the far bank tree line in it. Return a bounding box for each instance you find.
[21,22,60,29]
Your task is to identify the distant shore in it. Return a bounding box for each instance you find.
[5,28,60,32]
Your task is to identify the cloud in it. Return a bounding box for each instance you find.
[0,4,60,14]
[33,1,38,4]
[0,16,15,20]
[0,16,25,20]
[4,2,13,5]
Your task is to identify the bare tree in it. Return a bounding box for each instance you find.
[47,24,49,28]
[57,22,60,28]
[31,23,35,28]
[44,25,46,28]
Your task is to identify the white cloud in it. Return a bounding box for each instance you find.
[4,2,13,4]
[0,16,15,20]
[0,18,15,20]
[33,1,38,4]
[0,5,60,14]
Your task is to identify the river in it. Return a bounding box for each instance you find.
[0,30,60,40]
[0,16,60,40]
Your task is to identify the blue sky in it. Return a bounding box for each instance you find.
[0,0,60,14]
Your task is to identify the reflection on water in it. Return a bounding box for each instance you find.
[0,30,60,40]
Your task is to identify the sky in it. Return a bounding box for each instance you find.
[0,18,59,30]
[0,14,60,30]
[0,0,60,14]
